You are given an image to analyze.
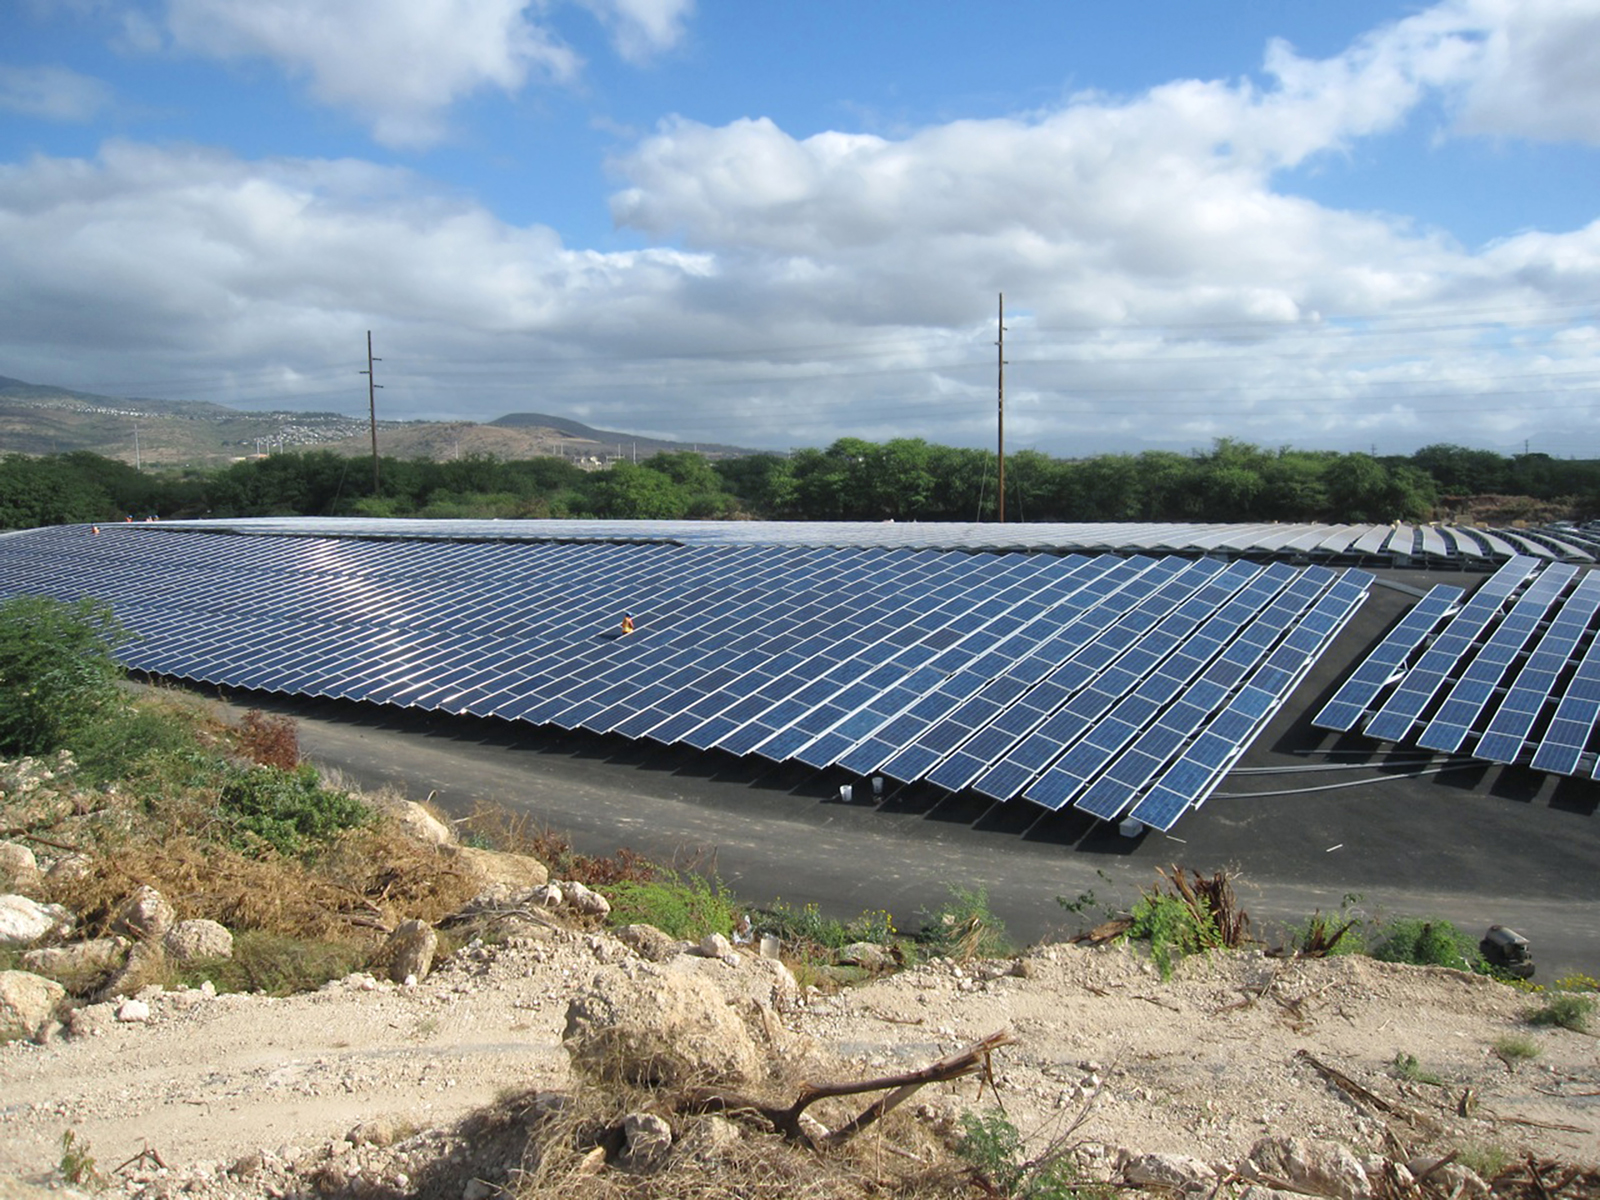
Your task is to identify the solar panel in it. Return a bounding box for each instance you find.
[1476,571,1600,763]
[1416,563,1578,754]
[1530,611,1600,775]
[1362,557,1537,744]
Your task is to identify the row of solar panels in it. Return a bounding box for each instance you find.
[1314,556,1600,776]
[1,523,1372,830]
[159,516,1596,566]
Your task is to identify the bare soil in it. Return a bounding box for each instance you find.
[3,926,1596,1196]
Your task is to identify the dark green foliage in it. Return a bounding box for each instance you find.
[601,870,738,940]
[1370,917,1485,972]
[218,763,372,858]
[755,900,896,951]
[0,594,130,756]
[919,884,1012,960]
[956,1109,1112,1200]
[1128,892,1220,980]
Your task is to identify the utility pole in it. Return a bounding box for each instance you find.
[996,293,1007,523]
[132,422,141,471]
[360,331,382,494]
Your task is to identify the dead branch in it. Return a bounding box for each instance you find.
[1295,1050,1440,1133]
[677,1029,1017,1148]
[1069,916,1132,946]
[0,826,85,854]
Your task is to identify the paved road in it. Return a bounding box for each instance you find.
[247,690,1600,981]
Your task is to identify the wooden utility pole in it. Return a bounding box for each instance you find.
[996,293,1006,523]
[361,331,382,493]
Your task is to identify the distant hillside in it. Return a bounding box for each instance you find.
[0,376,763,468]
[490,411,755,459]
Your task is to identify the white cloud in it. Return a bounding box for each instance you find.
[0,63,113,121]
[1454,0,1600,144]
[162,0,581,148]
[576,0,693,63]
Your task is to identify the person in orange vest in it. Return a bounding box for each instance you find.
[620,612,635,635]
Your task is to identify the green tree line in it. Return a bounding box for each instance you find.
[1,438,1595,531]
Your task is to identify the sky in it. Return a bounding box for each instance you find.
[2,0,1599,459]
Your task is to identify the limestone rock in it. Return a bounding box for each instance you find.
[65,1002,117,1039]
[380,919,438,984]
[46,854,93,885]
[677,1115,742,1164]
[1122,1151,1217,1191]
[1245,1136,1370,1200]
[560,879,611,917]
[111,885,175,941]
[618,1112,673,1173]
[21,936,129,993]
[0,842,42,895]
[349,1114,413,1148]
[0,969,66,1041]
[1406,1159,1488,1199]
[450,844,548,889]
[696,932,735,961]
[0,894,75,947]
[116,997,152,1023]
[564,963,765,1087]
[389,800,455,847]
[837,941,892,970]
[95,939,167,1002]
[163,919,234,964]
[532,883,564,907]
[616,923,681,963]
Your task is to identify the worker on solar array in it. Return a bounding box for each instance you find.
[620,612,635,635]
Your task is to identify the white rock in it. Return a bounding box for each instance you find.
[618,1112,673,1172]
[1123,1151,1217,1191]
[1246,1136,1369,1200]
[111,885,175,941]
[559,879,611,917]
[164,919,234,964]
[389,800,455,847]
[116,997,152,1023]
[697,933,735,960]
[0,894,75,947]
[0,842,42,894]
[0,969,67,1041]
[532,883,564,908]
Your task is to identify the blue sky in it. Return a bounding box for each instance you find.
[2,0,1598,458]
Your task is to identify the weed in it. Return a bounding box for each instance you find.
[1389,1051,1443,1086]
[0,594,130,758]
[1455,1142,1514,1182]
[58,1129,103,1188]
[169,930,370,995]
[956,1109,1111,1200]
[919,884,1013,961]
[1370,917,1485,973]
[755,899,896,952]
[1525,991,1595,1033]
[602,870,738,940]
[1290,907,1365,957]
[1493,1034,1541,1064]
[235,709,299,770]
[218,762,372,858]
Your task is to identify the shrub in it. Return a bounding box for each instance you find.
[919,885,1012,961]
[1525,991,1595,1033]
[1493,1034,1541,1064]
[1390,1051,1443,1086]
[218,763,372,858]
[956,1109,1111,1200]
[170,930,370,995]
[0,594,130,757]
[1370,918,1484,972]
[756,900,897,951]
[1124,867,1253,980]
[235,709,299,770]
[602,871,738,940]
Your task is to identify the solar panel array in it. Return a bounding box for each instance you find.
[1314,557,1600,777]
[1,523,1372,830]
[160,515,1597,568]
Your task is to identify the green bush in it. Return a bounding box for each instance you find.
[0,594,130,757]
[218,763,372,858]
[755,900,896,951]
[956,1109,1110,1200]
[919,885,1012,961]
[1370,918,1484,972]
[602,871,738,940]
[1128,892,1219,980]
[1525,992,1595,1033]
